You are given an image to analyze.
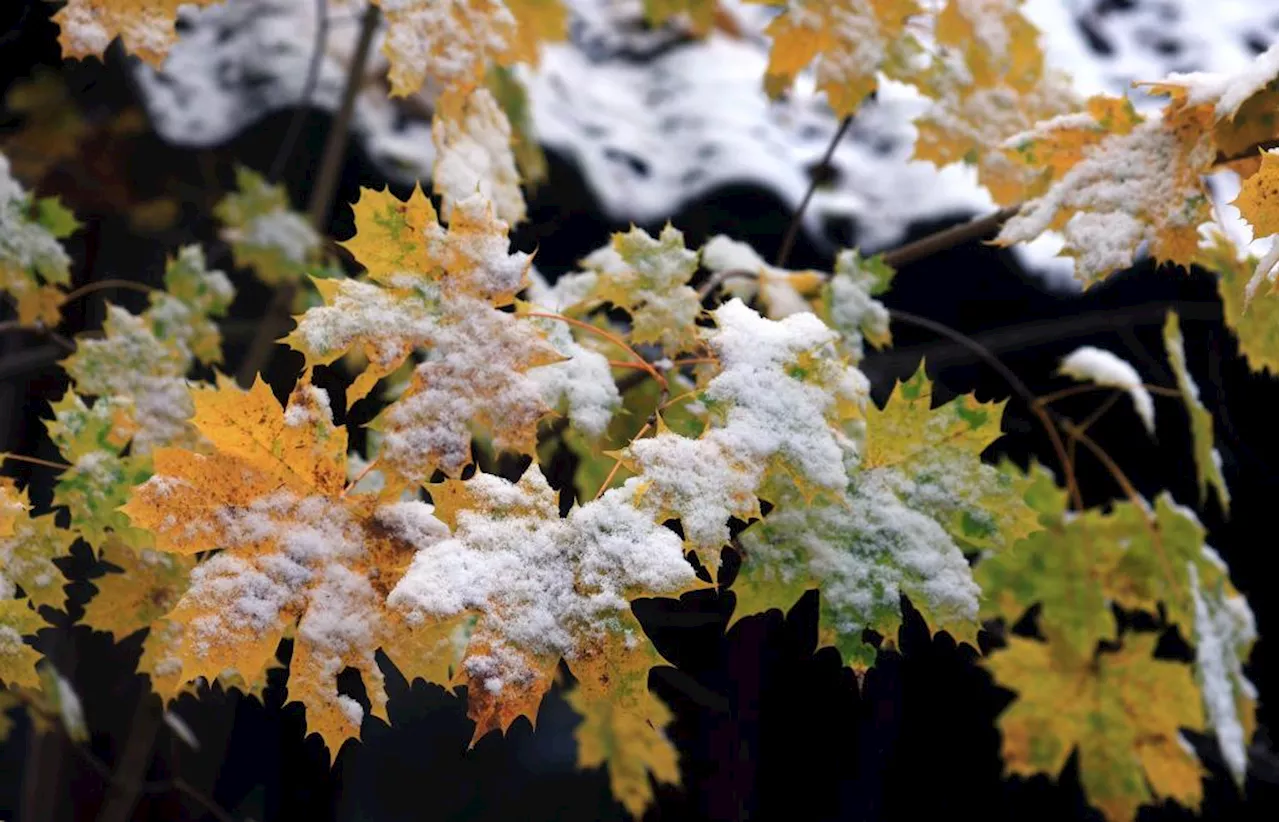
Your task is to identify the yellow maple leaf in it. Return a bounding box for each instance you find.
[121,373,458,760]
[53,0,219,68]
[996,94,1217,286]
[1233,149,1278,238]
[0,479,26,540]
[0,600,45,689]
[1,479,73,613]
[81,537,193,641]
[566,616,681,818]
[337,185,531,305]
[934,0,1044,93]
[751,0,922,119]
[988,635,1204,822]
[374,0,562,99]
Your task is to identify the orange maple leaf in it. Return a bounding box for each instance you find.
[121,374,455,760]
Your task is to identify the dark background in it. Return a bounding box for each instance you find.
[1,2,1275,820]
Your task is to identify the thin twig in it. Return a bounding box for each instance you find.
[236,2,381,388]
[1035,381,1180,406]
[1059,416,1144,508]
[61,278,158,304]
[268,0,331,182]
[776,115,853,268]
[887,307,1084,509]
[1,452,71,471]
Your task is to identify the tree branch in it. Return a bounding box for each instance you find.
[775,115,853,268]
[235,2,381,388]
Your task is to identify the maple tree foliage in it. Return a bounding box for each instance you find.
[1,1,1277,820]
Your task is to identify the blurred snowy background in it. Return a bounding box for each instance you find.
[134,0,1280,287]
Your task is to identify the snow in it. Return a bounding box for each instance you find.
[1188,562,1258,787]
[624,299,866,551]
[386,467,693,692]
[432,86,526,225]
[0,153,72,290]
[163,710,200,749]
[1154,43,1279,118]
[127,1,1277,290]
[526,314,621,437]
[54,670,87,739]
[377,297,554,481]
[1058,345,1156,433]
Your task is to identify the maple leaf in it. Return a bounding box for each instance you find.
[1161,312,1230,511]
[371,295,562,483]
[53,0,219,68]
[748,0,922,119]
[81,536,193,642]
[988,634,1204,822]
[388,465,697,744]
[995,95,1215,285]
[1197,227,1278,374]
[214,166,326,286]
[291,185,560,482]
[1,480,64,691]
[642,0,719,35]
[120,374,460,759]
[64,306,195,451]
[1,153,77,326]
[63,245,233,454]
[43,390,154,549]
[735,368,1036,667]
[1,478,73,614]
[1223,150,1280,297]
[623,299,865,568]
[913,70,1082,206]
[566,615,681,817]
[933,0,1044,93]
[820,249,893,356]
[1138,44,1279,177]
[0,599,44,690]
[1233,148,1278,238]
[586,224,703,354]
[336,185,530,305]
[373,0,517,99]
[432,86,526,226]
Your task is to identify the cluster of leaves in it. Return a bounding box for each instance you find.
[1,1,1275,820]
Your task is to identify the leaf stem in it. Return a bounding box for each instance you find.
[525,311,667,390]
